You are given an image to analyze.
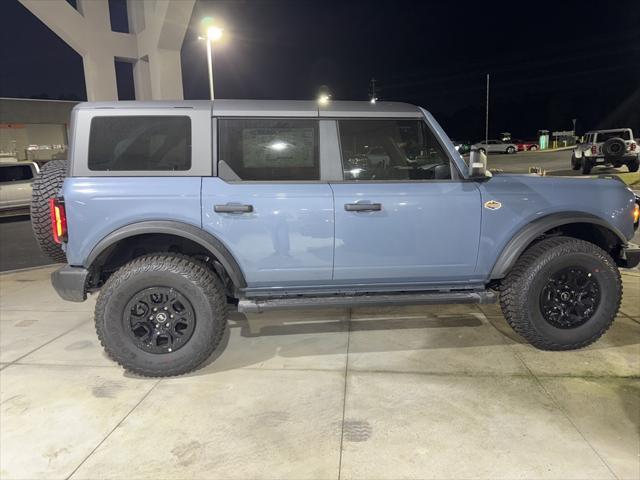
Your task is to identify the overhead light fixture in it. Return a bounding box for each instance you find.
[318,94,330,105]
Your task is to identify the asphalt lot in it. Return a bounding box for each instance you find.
[487,148,572,173]
[0,214,56,272]
[0,148,637,272]
[485,147,637,176]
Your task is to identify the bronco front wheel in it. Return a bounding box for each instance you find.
[95,254,228,376]
[500,237,621,350]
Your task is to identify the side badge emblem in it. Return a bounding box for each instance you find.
[484,200,502,210]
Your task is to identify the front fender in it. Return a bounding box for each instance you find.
[477,174,636,280]
[489,212,627,279]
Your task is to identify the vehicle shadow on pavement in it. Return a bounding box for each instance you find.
[184,310,516,377]
[486,312,640,350]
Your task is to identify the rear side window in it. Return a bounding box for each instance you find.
[0,165,34,182]
[88,116,191,171]
[218,119,319,181]
[338,119,451,181]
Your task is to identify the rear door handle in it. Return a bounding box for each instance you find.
[344,202,382,212]
[214,203,253,214]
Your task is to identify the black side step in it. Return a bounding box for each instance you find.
[238,290,497,313]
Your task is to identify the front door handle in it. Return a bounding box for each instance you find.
[344,202,382,212]
[214,203,253,214]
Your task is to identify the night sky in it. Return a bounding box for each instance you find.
[2,0,639,140]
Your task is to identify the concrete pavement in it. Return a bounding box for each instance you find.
[1,265,639,479]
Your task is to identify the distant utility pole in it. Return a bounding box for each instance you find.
[369,77,378,103]
[485,74,490,147]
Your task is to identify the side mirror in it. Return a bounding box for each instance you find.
[468,148,488,177]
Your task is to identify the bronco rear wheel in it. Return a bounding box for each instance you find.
[500,237,621,350]
[95,254,228,377]
[30,160,67,263]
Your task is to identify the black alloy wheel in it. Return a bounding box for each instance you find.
[539,267,601,329]
[125,286,196,354]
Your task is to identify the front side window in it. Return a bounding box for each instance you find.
[88,116,191,171]
[218,119,319,181]
[338,119,451,181]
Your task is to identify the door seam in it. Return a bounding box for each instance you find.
[328,182,337,281]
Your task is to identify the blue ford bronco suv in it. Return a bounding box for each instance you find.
[31,100,640,377]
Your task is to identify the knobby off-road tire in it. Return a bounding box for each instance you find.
[570,153,581,170]
[500,237,621,350]
[95,254,228,377]
[581,158,593,175]
[627,156,639,172]
[30,160,67,262]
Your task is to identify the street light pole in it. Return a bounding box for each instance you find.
[200,22,223,100]
[485,73,490,147]
[206,37,215,100]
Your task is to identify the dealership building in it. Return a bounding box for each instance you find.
[0,98,77,162]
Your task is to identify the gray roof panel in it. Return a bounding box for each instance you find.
[72,99,425,118]
[319,101,422,118]
[73,100,212,111]
[212,99,317,117]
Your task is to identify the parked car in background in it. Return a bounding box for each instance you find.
[571,128,639,174]
[472,139,517,154]
[512,139,539,151]
[0,162,39,217]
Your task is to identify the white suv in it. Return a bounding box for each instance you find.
[571,128,639,174]
[0,162,39,217]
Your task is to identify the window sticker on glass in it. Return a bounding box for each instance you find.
[219,119,320,181]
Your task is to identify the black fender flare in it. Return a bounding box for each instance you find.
[489,212,627,279]
[84,220,247,288]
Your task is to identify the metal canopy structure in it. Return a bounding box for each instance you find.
[18,0,196,101]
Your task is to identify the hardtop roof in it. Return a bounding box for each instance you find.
[585,128,632,134]
[73,99,424,118]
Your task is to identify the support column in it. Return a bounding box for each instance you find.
[83,51,118,101]
[132,56,153,100]
[19,0,195,101]
[147,49,184,100]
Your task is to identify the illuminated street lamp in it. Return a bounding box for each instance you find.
[318,94,330,105]
[200,18,224,100]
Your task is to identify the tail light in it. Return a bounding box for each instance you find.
[591,145,597,155]
[630,142,637,151]
[634,202,640,227]
[49,198,67,244]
